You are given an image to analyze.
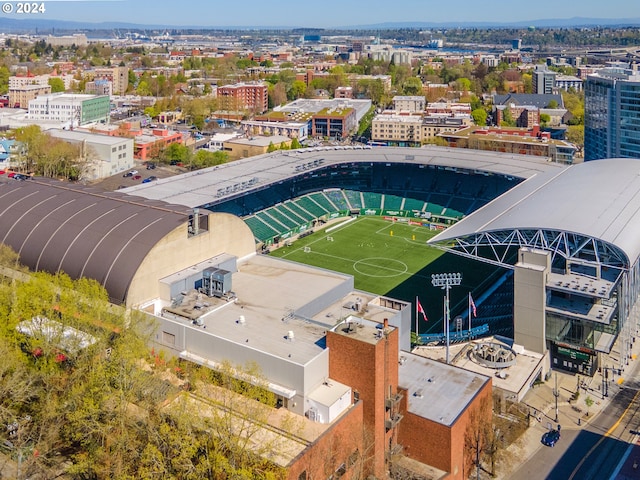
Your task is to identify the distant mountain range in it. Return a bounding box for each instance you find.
[0,16,639,33]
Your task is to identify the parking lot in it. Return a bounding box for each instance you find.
[90,162,185,192]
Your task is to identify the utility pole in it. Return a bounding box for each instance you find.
[553,372,559,422]
[431,273,462,364]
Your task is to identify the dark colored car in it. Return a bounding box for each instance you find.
[146,163,156,170]
[541,429,560,447]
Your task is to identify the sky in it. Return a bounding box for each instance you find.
[2,0,639,28]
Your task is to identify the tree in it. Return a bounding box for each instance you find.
[464,396,494,479]
[500,108,517,127]
[547,99,559,109]
[472,108,488,126]
[455,77,472,93]
[267,141,277,153]
[540,113,551,127]
[0,66,10,95]
[401,76,423,96]
[161,143,190,164]
[290,80,307,99]
[290,138,301,150]
[48,77,66,93]
[191,149,228,169]
[566,125,584,150]
[585,396,594,416]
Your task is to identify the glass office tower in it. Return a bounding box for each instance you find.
[585,65,640,161]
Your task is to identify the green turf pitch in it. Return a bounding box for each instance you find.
[268,216,501,333]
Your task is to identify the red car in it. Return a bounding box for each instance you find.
[133,175,142,180]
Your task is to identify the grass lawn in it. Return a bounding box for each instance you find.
[269,216,501,333]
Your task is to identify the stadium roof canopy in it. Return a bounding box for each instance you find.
[0,177,192,304]
[429,158,640,271]
[119,146,564,209]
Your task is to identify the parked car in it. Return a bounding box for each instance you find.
[132,175,142,180]
[123,169,138,177]
[142,176,157,183]
[541,429,560,447]
[146,162,156,170]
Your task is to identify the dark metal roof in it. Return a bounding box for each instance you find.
[493,93,564,109]
[0,177,193,304]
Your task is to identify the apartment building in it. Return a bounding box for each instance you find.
[393,95,426,112]
[371,112,470,146]
[92,66,129,95]
[217,82,268,114]
[439,125,577,164]
[532,65,557,94]
[8,84,51,108]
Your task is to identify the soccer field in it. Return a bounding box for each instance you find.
[269,216,500,332]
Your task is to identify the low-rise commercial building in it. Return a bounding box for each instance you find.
[48,129,134,180]
[223,135,291,160]
[28,93,110,127]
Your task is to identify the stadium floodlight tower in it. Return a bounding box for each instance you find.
[431,272,462,364]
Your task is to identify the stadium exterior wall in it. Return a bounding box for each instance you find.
[127,212,255,306]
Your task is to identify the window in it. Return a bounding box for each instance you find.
[298,471,307,480]
[162,331,176,346]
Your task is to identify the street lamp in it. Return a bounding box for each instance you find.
[431,272,462,364]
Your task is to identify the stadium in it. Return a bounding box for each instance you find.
[2,145,640,478]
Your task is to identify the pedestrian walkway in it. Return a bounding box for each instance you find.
[495,337,640,480]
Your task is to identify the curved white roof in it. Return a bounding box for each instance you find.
[430,158,640,266]
[120,146,563,208]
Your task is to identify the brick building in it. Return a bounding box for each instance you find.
[217,82,268,115]
[439,125,577,164]
[327,319,401,478]
[397,354,493,479]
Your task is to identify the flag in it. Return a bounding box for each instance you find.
[417,298,428,323]
[469,293,477,318]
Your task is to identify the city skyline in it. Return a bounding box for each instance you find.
[1,0,639,28]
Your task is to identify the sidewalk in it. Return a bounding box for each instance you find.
[495,338,640,480]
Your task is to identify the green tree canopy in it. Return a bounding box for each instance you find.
[472,108,488,126]
[48,77,66,93]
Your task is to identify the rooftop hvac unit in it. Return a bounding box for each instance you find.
[201,267,232,298]
[287,330,295,340]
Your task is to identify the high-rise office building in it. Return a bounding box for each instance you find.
[532,65,557,94]
[584,64,640,161]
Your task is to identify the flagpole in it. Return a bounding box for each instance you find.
[468,292,472,340]
[415,296,419,338]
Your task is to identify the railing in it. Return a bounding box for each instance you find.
[417,323,489,345]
